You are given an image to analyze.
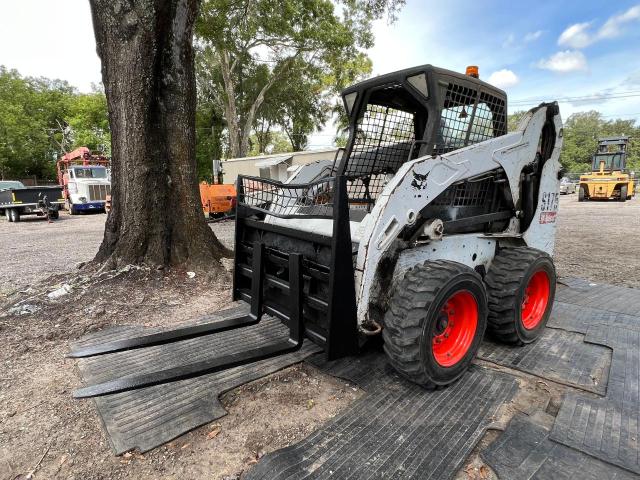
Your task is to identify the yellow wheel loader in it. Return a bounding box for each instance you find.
[579,136,635,202]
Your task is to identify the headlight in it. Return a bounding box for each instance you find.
[79,197,87,203]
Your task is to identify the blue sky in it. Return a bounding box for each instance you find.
[1,0,639,150]
[309,1,640,147]
[367,0,640,119]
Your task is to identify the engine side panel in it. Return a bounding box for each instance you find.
[354,104,563,328]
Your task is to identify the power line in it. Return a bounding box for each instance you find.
[599,112,640,118]
[511,89,640,104]
[511,90,640,106]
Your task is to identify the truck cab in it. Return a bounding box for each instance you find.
[64,165,111,213]
[57,147,111,214]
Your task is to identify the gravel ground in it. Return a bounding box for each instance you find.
[1,195,638,293]
[553,194,640,287]
[1,195,639,480]
[0,214,236,294]
[0,213,107,293]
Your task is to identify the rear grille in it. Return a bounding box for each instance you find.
[432,178,492,207]
[88,184,111,201]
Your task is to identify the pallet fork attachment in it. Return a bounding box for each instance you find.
[69,243,268,359]
[71,176,359,398]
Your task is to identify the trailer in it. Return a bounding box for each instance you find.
[0,181,64,222]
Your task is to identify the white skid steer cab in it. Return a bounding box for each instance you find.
[70,65,563,398]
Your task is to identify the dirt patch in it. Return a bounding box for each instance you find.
[0,261,361,480]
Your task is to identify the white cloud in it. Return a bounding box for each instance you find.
[503,31,544,48]
[568,90,615,107]
[524,30,544,42]
[557,5,640,48]
[599,4,640,39]
[537,50,588,73]
[488,69,520,89]
[502,33,516,49]
[558,22,593,48]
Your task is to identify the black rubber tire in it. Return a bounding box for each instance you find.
[620,185,628,202]
[49,210,59,220]
[578,186,585,202]
[485,247,556,345]
[69,203,77,215]
[382,260,488,388]
[4,209,11,222]
[9,208,20,223]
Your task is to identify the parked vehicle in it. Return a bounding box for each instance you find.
[579,136,635,201]
[57,147,111,214]
[0,180,64,222]
[559,176,577,194]
[71,64,564,398]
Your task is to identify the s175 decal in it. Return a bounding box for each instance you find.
[539,192,559,224]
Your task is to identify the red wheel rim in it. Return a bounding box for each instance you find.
[521,270,551,330]
[432,291,478,367]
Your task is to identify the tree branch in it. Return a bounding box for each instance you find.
[239,55,298,155]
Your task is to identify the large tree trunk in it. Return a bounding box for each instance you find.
[90,0,229,270]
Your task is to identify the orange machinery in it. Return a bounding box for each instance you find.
[199,182,236,218]
[199,159,236,218]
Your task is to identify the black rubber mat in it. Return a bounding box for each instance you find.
[73,308,321,454]
[557,277,640,316]
[549,300,640,335]
[482,413,637,479]
[478,328,610,394]
[550,324,640,474]
[245,352,518,480]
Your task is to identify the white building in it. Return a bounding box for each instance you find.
[221,148,338,183]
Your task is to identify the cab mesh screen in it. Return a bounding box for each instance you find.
[475,92,507,139]
[343,103,415,203]
[434,84,507,155]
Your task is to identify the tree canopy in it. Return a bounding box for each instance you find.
[508,109,640,173]
[194,0,388,162]
[0,67,110,180]
[2,0,404,182]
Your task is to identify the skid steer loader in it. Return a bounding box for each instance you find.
[71,64,563,397]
